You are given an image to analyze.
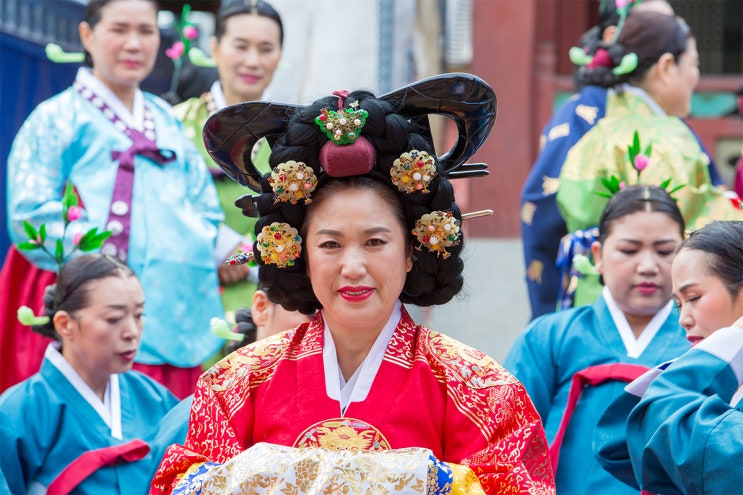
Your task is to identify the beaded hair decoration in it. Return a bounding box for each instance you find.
[202,73,497,267]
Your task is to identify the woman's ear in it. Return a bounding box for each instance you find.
[591,240,604,275]
[78,22,93,55]
[53,311,75,340]
[406,244,414,273]
[209,36,220,64]
[654,52,677,85]
[251,290,272,327]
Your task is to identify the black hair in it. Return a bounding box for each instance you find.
[598,185,685,244]
[82,0,160,67]
[226,307,257,353]
[579,10,691,88]
[31,254,136,339]
[215,0,284,46]
[252,90,464,315]
[678,221,743,298]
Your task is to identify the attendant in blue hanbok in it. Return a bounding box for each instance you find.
[595,220,743,493]
[520,0,724,320]
[505,185,689,494]
[0,0,223,398]
[0,254,186,495]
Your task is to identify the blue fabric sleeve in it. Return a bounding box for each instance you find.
[626,348,743,494]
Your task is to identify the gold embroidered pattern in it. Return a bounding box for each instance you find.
[527,260,544,284]
[172,443,433,495]
[542,176,559,195]
[547,122,569,141]
[521,201,536,225]
[294,418,391,451]
[575,104,598,125]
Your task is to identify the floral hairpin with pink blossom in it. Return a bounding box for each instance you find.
[596,131,684,198]
[17,182,111,272]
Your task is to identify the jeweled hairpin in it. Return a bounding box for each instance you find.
[257,222,302,268]
[269,161,318,204]
[315,91,377,177]
[225,250,255,265]
[390,150,436,193]
[315,101,369,145]
[412,211,461,258]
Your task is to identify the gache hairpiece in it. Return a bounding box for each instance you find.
[203,72,496,191]
[205,73,497,266]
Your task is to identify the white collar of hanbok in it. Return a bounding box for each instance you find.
[322,300,402,415]
[603,286,673,359]
[210,80,271,111]
[613,83,667,117]
[45,342,123,439]
[76,67,146,132]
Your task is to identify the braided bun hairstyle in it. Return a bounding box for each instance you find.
[579,10,691,88]
[252,90,464,314]
[30,254,135,339]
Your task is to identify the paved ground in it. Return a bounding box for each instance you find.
[406,238,531,364]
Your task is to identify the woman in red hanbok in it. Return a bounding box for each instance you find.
[152,73,555,495]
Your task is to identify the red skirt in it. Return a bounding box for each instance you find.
[0,247,201,398]
[0,247,55,393]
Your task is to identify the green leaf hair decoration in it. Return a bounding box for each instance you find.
[45,43,84,64]
[612,52,638,75]
[188,47,216,67]
[210,317,245,341]
[17,306,50,327]
[572,254,599,277]
[569,47,593,67]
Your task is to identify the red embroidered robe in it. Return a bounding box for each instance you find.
[152,307,555,494]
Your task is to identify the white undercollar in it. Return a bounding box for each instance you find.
[323,301,402,415]
[46,342,123,439]
[613,84,668,117]
[76,67,145,131]
[603,286,673,358]
[210,80,271,110]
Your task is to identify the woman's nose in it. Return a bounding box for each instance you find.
[637,251,660,273]
[340,248,367,279]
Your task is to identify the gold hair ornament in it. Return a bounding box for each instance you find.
[390,150,437,193]
[269,161,318,204]
[257,222,302,268]
[412,211,461,258]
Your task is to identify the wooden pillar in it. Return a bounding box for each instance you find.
[467,0,538,237]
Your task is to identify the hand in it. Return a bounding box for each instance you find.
[218,261,251,286]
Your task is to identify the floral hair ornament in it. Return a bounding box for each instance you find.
[269,161,318,204]
[17,182,112,272]
[412,211,462,258]
[164,4,213,95]
[391,150,437,193]
[568,48,638,76]
[595,130,684,198]
[256,222,302,268]
[315,91,376,177]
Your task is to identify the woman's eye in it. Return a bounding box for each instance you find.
[619,249,638,255]
[319,240,339,249]
[658,250,675,256]
[107,317,123,325]
[367,238,386,246]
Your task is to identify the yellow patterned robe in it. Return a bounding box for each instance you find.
[556,90,743,307]
[557,90,743,236]
[152,307,555,494]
